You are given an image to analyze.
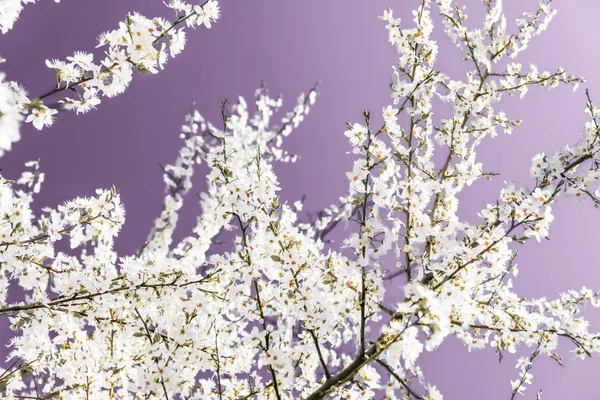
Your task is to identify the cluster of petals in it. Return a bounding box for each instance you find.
[0,0,220,158]
[2,0,600,399]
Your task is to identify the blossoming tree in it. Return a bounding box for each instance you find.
[0,0,599,399]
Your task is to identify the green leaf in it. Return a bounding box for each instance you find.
[136,64,153,75]
[13,318,26,329]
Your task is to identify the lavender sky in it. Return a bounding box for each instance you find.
[2,0,600,398]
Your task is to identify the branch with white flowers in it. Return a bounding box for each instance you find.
[3,0,600,399]
[0,0,220,157]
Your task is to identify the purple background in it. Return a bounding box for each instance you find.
[2,0,600,398]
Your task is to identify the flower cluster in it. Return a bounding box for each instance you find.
[0,0,220,157]
[46,0,219,116]
[2,0,600,399]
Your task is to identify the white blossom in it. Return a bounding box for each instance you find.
[0,1,600,399]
